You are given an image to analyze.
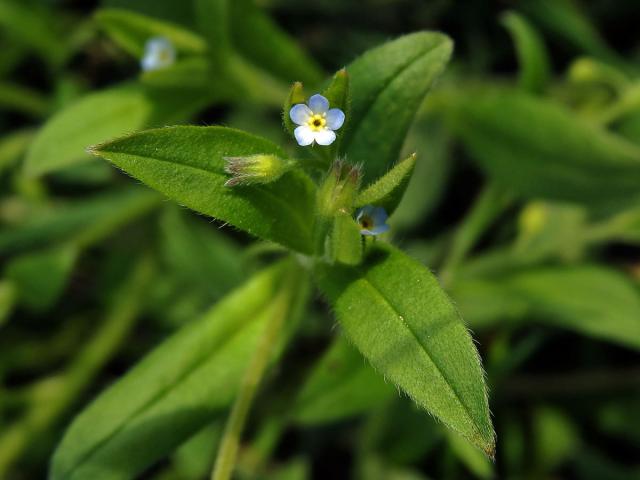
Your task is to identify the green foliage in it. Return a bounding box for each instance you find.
[193,0,230,67]
[454,265,640,350]
[0,187,159,255]
[95,8,207,57]
[50,260,309,480]
[6,2,640,478]
[89,126,316,253]
[317,243,495,456]
[293,336,393,424]
[330,212,363,266]
[4,246,77,311]
[449,88,640,207]
[228,0,322,84]
[355,153,416,215]
[501,11,550,93]
[25,83,214,176]
[343,32,453,184]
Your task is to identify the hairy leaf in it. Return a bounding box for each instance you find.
[50,260,309,480]
[90,126,316,253]
[331,212,363,266]
[317,244,495,456]
[355,153,416,215]
[342,32,452,184]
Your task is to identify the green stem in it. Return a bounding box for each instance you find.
[440,182,510,286]
[210,274,293,480]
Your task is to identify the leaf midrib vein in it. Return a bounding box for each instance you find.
[358,275,485,441]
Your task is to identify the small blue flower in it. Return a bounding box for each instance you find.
[289,94,345,146]
[356,205,390,236]
[141,37,175,72]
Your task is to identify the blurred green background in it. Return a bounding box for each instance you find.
[1,0,640,479]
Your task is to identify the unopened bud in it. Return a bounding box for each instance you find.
[224,154,294,187]
[317,159,361,217]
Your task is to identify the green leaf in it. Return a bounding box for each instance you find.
[453,265,640,350]
[90,126,316,253]
[229,0,322,84]
[4,245,78,312]
[193,0,230,67]
[50,259,309,480]
[330,212,363,266]
[293,336,393,425]
[449,88,640,207]
[95,8,206,57]
[25,82,215,176]
[501,11,550,93]
[355,153,416,215]
[316,243,495,457]
[342,32,452,184]
[0,187,159,255]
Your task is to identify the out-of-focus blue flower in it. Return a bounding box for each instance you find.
[141,37,175,72]
[289,94,345,146]
[356,205,390,236]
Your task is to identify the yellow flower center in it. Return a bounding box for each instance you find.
[307,114,327,131]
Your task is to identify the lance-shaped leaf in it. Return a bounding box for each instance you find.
[355,153,416,215]
[25,82,216,176]
[316,244,495,456]
[342,32,452,184]
[449,88,640,208]
[95,8,207,57]
[50,259,309,480]
[89,126,316,253]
